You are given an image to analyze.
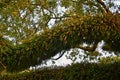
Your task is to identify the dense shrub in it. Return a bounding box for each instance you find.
[0,62,120,80]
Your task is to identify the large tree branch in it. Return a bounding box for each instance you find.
[1,13,120,72]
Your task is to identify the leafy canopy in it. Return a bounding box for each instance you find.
[0,0,120,72]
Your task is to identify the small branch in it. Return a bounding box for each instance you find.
[96,0,112,14]
[76,42,98,52]
[77,45,96,52]
[0,62,6,69]
[31,3,57,18]
[52,50,66,60]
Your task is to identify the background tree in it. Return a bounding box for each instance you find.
[0,0,120,72]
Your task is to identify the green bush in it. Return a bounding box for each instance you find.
[0,62,120,80]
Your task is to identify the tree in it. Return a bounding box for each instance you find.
[0,0,120,72]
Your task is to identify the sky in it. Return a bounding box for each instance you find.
[110,0,120,13]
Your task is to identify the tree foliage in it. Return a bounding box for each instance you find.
[0,0,120,72]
